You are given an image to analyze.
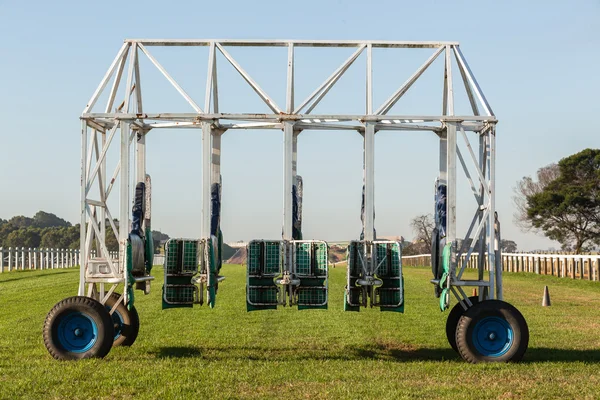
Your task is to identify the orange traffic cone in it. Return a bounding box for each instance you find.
[472,288,477,297]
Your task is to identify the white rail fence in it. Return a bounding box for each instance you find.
[0,247,166,273]
[0,247,118,273]
[402,253,600,282]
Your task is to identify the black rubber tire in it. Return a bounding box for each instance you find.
[456,300,529,363]
[446,296,480,353]
[43,296,114,360]
[104,293,140,347]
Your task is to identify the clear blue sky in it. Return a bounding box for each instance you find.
[0,0,598,251]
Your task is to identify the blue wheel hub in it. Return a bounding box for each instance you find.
[57,312,98,353]
[472,316,513,357]
[107,306,124,340]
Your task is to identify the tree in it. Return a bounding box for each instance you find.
[409,214,434,254]
[525,149,600,253]
[5,228,41,248]
[8,215,34,229]
[41,227,78,249]
[32,211,71,228]
[152,230,170,253]
[500,239,518,253]
[513,163,560,232]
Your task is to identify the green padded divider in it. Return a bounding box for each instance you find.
[438,243,452,311]
[145,228,154,274]
[207,236,217,308]
[126,240,135,310]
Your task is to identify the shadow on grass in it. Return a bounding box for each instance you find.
[525,348,600,363]
[0,270,71,283]
[152,345,600,363]
[152,343,460,362]
[154,346,203,358]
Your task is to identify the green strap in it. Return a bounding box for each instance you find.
[438,243,452,311]
[126,240,135,310]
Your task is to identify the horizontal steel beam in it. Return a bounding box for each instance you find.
[82,113,497,123]
[125,39,459,48]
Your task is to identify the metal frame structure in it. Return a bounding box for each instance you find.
[79,39,500,309]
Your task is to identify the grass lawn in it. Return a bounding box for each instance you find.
[1,264,600,399]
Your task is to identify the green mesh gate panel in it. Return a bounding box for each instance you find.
[163,239,199,309]
[165,239,198,275]
[375,241,404,312]
[247,240,282,311]
[295,241,328,310]
[345,240,403,312]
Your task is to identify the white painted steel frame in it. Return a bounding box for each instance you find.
[79,39,500,305]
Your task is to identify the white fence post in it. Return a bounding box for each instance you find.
[0,247,3,273]
[8,247,13,272]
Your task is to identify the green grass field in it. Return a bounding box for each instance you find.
[1,265,600,399]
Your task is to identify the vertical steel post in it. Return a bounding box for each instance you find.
[490,126,500,299]
[446,123,457,246]
[444,45,457,277]
[487,129,496,299]
[120,121,131,302]
[136,132,146,184]
[283,121,295,241]
[100,131,107,248]
[364,44,374,245]
[212,133,221,195]
[364,123,375,242]
[439,134,448,184]
[477,133,487,291]
[79,121,87,295]
[201,121,213,238]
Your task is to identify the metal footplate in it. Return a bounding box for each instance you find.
[162,237,224,309]
[345,240,404,312]
[246,240,328,311]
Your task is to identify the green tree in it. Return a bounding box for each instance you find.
[5,228,41,248]
[40,226,79,249]
[526,149,600,253]
[32,211,71,228]
[500,239,518,253]
[8,215,34,228]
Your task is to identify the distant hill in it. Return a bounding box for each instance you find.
[0,211,168,252]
